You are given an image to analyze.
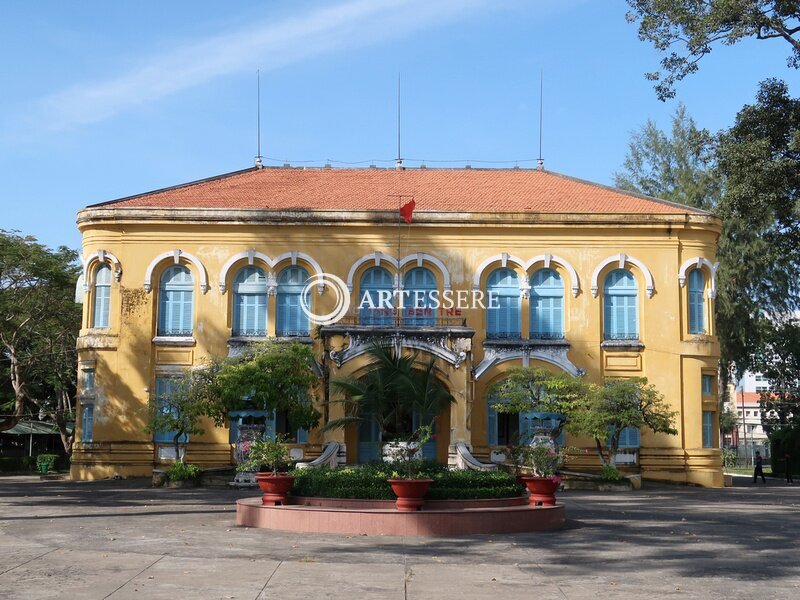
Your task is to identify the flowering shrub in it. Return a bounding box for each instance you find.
[505,443,573,478]
[237,434,292,475]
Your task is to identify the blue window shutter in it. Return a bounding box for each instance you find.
[277,267,310,336]
[604,270,638,340]
[486,268,520,338]
[702,412,713,448]
[486,400,498,446]
[403,267,436,326]
[360,267,394,326]
[688,269,705,334]
[296,427,308,444]
[531,269,564,338]
[81,404,94,442]
[358,413,381,462]
[158,266,193,336]
[93,265,111,328]
[518,411,536,444]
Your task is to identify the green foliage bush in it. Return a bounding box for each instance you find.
[599,464,623,481]
[36,454,59,473]
[166,461,202,481]
[290,462,523,500]
[0,456,37,472]
[721,447,738,471]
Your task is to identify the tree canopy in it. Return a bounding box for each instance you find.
[715,79,800,374]
[627,1,800,100]
[0,230,81,452]
[614,103,721,210]
[567,377,678,468]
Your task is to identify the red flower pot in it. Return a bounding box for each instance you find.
[520,476,559,507]
[255,472,295,506]
[387,478,434,512]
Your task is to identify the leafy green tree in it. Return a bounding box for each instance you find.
[614,104,721,210]
[488,366,593,432]
[144,372,208,461]
[715,79,800,373]
[324,344,453,440]
[199,342,321,432]
[567,378,678,468]
[719,406,739,437]
[752,320,800,431]
[626,1,800,100]
[0,230,81,453]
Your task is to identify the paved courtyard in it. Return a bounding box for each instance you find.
[0,475,798,599]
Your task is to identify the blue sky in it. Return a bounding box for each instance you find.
[1,0,797,250]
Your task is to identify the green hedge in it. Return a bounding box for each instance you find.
[290,462,523,500]
[0,456,37,472]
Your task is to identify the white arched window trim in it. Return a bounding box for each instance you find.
[678,257,719,300]
[346,252,451,292]
[590,254,655,299]
[144,250,209,294]
[218,250,324,295]
[82,249,122,290]
[472,253,580,298]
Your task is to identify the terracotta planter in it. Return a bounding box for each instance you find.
[387,478,434,512]
[520,476,559,506]
[255,472,295,506]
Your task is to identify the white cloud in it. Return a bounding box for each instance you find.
[30,0,490,132]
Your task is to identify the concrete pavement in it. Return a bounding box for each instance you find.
[0,475,798,599]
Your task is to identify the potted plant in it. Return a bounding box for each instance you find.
[239,434,295,505]
[385,423,435,511]
[518,443,567,506]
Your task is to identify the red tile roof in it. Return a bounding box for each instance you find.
[736,392,772,406]
[93,167,708,215]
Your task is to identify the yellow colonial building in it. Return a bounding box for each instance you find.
[71,166,723,487]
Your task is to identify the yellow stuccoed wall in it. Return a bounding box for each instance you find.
[71,208,723,487]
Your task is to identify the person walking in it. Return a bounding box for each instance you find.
[753,450,766,484]
[786,452,794,485]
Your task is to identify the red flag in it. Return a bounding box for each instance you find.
[400,198,415,223]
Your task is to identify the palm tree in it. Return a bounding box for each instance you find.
[323,343,453,441]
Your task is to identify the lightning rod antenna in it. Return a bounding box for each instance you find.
[255,70,263,169]
[396,72,403,170]
[537,70,544,170]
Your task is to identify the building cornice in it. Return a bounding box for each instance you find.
[77,207,722,232]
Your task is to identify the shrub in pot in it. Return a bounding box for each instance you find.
[516,443,570,507]
[238,435,295,505]
[385,424,435,511]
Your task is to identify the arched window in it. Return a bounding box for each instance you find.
[276,266,310,337]
[158,266,193,336]
[359,267,394,326]
[688,269,706,334]
[486,268,520,339]
[530,268,564,339]
[603,269,638,340]
[232,266,268,337]
[403,267,436,326]
[92,264,111,329]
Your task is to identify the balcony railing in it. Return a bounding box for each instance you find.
[156,328,193,337]
[485,331,522,340]
[529,332,566,340]
[336,313,468,328]
[231,328,267,337]
[603,332,640,341]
